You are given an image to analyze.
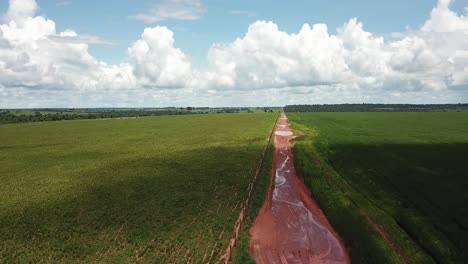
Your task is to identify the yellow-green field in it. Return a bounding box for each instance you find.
[288,112,468,264]
[0,113,276,263]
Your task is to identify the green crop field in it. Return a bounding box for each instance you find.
[0,113,276,263]
[287,112,468,264]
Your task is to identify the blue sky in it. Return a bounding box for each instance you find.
[2,0,465,66]
[0,0,467,107]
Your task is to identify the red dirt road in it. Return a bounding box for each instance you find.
[249,113,349,264]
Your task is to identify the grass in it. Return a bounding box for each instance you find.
[0,113,276,263]
[287,112,468,264]
[231,139,275,264]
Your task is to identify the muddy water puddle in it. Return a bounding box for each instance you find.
[250,113,349,264]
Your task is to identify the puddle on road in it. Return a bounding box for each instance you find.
[250,113,349,264]
[275,131,293,136]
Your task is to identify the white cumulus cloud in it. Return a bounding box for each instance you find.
[0,14,132,91]
[205,22,352,90]
[128,26,193,88]
[3,0,37,25]
[203,0,468,96]
[0,0,467,107]
[0,0,194,93]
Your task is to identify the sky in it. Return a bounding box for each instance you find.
[0,0,467,107]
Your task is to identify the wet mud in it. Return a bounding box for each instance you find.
[250,113,349,264]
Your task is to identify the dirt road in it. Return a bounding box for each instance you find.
[249,113,349,264]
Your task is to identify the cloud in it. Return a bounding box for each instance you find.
[0,0,191,93]
[129,0,205,23]
[204,22,352,90]
[203,0,468,95]
[422,0,468,32]
[0,2,134,92]
[3,0,37,25]
[128,26,193,88]
[48,31,115,45]
[0,0,467,107]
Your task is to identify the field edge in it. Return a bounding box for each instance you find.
[287,116,436,264]
[229,115,278,263]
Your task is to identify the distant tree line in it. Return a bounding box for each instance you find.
[0,109,198,124]
[0,107,278,124]
[284,104,468,112]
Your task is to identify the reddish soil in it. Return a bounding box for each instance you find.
[250,113,350,264]
[359,209,408,263]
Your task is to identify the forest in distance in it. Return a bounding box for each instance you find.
[0,107,280,124]
[2,104,467,124]
[284,104,468,112]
